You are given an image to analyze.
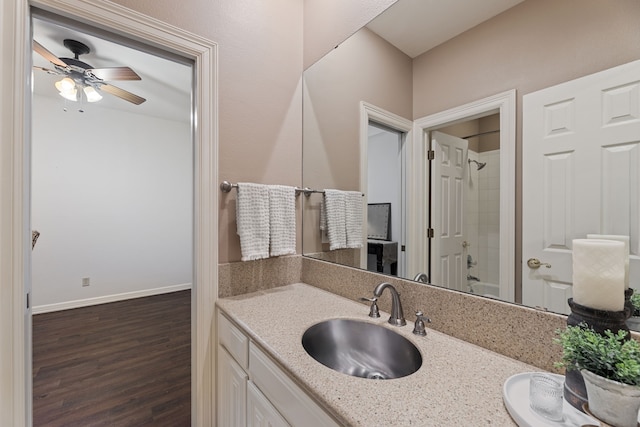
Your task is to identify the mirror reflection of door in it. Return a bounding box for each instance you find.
[522,59,640,314]
[366,122,405,277]
[434,114,501,298]
[430,131,468,291]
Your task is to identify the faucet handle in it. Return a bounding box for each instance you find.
[412,310,431,336]
[359,296,380,318]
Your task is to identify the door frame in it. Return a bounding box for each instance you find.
[412,90,516,301]
[0,0,218,425]
[359,102,413,273]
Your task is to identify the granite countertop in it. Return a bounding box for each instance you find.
[216,283,538,426]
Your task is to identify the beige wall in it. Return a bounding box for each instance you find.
[302,27,412,254]
[111,0,395,264]
[439,115,500,153]
[303,0,396,69]
[112,0,304,263]
[413,0,640,117]
[109,0,640,266]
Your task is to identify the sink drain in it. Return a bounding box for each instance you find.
[366,372,387,380]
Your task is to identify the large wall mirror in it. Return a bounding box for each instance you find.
[302,0,640,315]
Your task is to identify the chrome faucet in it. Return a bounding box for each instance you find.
[413,272,429,283]
[412,310,432,336]
[467,254,477,269]
[373,282,406,326]
[359,296,380,318]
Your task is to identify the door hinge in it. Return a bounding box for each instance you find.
[427,150,435,160]
[427,228,434,238]
[26,292,30,309]
[401,245,406,252]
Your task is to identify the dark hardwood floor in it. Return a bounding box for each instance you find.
[33,290,191,427]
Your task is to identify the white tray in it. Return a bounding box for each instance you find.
[503,372,597,427]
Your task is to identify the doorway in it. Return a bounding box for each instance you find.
[434,114,501,296]
[366,122,405,277]
[412,90,516,302]
[0,1,218,425]
[359,102,413,275]
[31,12,193,424]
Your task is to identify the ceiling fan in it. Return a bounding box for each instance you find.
[33,38,146,105]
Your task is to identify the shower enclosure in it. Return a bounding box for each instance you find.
[465,149,500,293]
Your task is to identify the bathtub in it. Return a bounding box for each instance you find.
[468,281,500,298]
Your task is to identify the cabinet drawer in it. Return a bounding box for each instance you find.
[249,342,340,427]
[217,311,248,369]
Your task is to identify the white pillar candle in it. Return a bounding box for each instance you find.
[587,234,630,289]
[572,239,625,311]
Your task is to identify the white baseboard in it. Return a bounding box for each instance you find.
[32,283,192,314]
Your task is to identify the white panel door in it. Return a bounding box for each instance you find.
[522,59,640,313]
[431,131,468,290]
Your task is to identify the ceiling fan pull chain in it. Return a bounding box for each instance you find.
[78,91,85,113]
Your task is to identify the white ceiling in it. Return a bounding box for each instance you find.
[367,0,525,58]
[32,17,192,122]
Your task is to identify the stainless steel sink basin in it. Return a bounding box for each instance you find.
[301,319,422,380]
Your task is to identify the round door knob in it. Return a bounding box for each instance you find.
[527,258,551,269]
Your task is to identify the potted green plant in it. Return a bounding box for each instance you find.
[555,324,640,427]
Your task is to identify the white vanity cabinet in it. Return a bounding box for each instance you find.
[218,345,248,426]
[217,310,340,427]
[247,381,290,427]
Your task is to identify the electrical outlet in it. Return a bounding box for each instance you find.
[82,277,90,287]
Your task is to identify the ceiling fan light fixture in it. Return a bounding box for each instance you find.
[35,39,145,106]
[55,77,77,102]
[55,77,75,91]
[83,85,102,103]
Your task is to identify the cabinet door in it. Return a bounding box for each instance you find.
[249,343,340,427]
[218,347,248,427]
[247,381,290,427]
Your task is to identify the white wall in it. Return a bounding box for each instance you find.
[478,150,500,285]
[367,125,402,274]
[31,95,192,311]
[465,150,480,289]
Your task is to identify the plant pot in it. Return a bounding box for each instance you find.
[581,369,640,427]
[628,316,640,332]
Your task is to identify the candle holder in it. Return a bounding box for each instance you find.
[564,297,630,412]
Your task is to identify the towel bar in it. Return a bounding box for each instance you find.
[219,180,364,197]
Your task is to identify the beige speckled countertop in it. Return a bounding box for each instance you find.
[216,283,539,426]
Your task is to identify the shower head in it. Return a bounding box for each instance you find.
[468,159,486,170]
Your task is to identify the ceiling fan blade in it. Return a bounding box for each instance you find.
[99,83,146,105]
[33,65,64,75]
[89,67,141,81]
[33,40,68,67]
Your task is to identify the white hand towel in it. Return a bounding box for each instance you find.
[323,189,347,250]
[345,191,363,248]
[236,182,270,261]
[320,199,327,231]
[319,200,330,244]
[269,185,296,256]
